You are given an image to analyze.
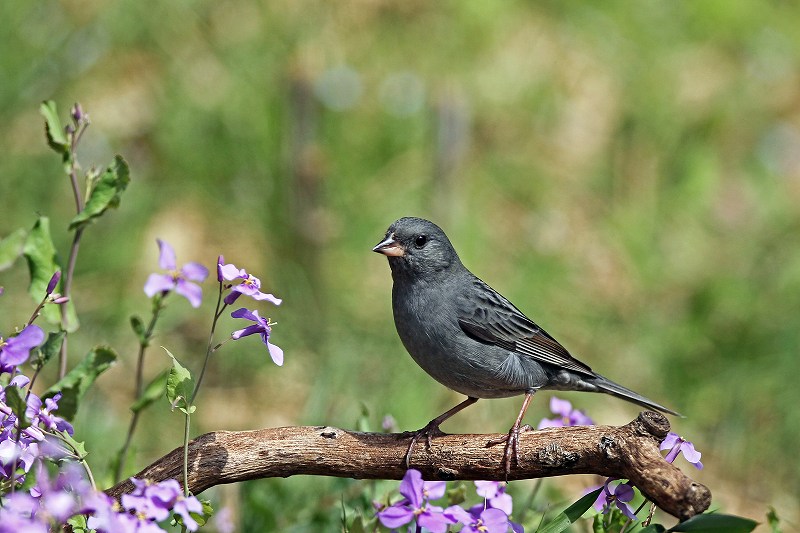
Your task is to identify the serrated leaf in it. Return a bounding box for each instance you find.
[131,370,169,413]
[669,513,759,533]
[42,345,118,420]
[22,217,79,332]
[40,100,68,153]
[69,155,130,230]
[5,385,31,430]
[35,330,66,368]
[164,347,195,413]
[130,314,147,344]
[0,228,27,271]
[537,488,603,533]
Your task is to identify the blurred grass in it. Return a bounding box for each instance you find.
[2,0,800,529]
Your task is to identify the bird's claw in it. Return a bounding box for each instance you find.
[486,424,533,477]
[404,421,444,467]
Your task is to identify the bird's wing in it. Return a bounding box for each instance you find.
[456,278,594,375]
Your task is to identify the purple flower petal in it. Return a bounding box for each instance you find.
[377,504,414,529]
[550,397,572,417]
[490,492,513,515]
[157,239,177,270]
[475,480,500,499]
[399,469,424,508]
[219,263,245,281]
[537,417,565,429]
[266,340,284,366]
[423,480,446,500]
[614,483,635,503]
[250,292,283,305]
[443,505,473,524]
[144,273,175,297]
[660,432,680,451]
[680,441,702,464]
[417,506,451,533]
[231,308,259,321]
[181,262,209,283]
[232,324,264,340]
[175,279,203,308]
[1,325,45,366]
[480,508,510,531]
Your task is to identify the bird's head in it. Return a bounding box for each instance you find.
[372,217,461,279]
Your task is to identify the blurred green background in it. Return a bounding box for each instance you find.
[2,0,799,530]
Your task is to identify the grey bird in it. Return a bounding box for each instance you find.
[372,216,680,474]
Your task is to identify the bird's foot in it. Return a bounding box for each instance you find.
[404,421,445,468]
[486,424,533,477]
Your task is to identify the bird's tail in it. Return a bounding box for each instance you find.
[591,374,682,417]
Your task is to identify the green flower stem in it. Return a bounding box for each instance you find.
[58,119,89,380]
[189,281,225,406]
[114,294,167,483]
[183,409,191,497]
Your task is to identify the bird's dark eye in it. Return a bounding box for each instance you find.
[414,235,428,248]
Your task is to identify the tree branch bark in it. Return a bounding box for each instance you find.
[106,411,710,521]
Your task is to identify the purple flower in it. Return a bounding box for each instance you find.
[143,239,208,308]
[593,479,637,521]
[445,505,510,533]
[474,481,513,515]
[213,506,236,533]
[218,260,281,306]
[660,432,703,470]
[26,392,74,436]
[376,469,453,533]
[118,478,203,532]
[0,324,45,369]
[537,397,594,429]
[230,308,283,366]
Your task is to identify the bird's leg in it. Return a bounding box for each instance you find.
[487,390,535,477]
[404,396,478,468]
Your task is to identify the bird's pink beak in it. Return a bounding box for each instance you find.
[372,233,405,257]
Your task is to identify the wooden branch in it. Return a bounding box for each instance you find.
[106,411,710,521]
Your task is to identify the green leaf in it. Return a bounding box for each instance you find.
[40,100,68,153]
[131,370,169,413]
[0,228,26,271]
[670,513,759,533]
[43,345,118,420]
[66,513,88,532]
[5,385,31,430]
[69,155,131,230]
[35,330,66,368]
[165,347,195,414]
[58,429,88,460]
[22,217,79,332]
[130,314,147,344]
[537,488,603,533]
[642,525,667,533]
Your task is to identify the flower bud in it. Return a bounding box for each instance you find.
[46,271,61,295]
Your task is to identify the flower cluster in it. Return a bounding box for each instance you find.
[376,469,523,533]
[141,241,284,364]
[536,397,594,429]
[217,257,283,364]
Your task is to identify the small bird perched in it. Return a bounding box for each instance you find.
[373,217,679,474]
